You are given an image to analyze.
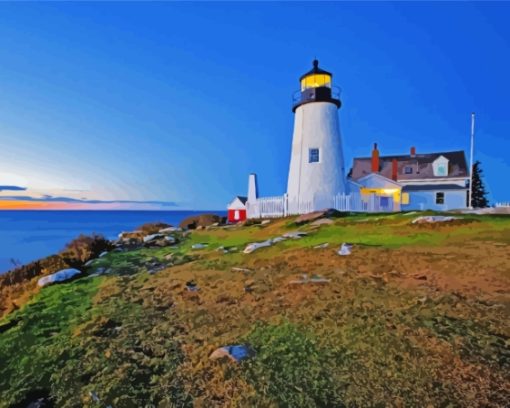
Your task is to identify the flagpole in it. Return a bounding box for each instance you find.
[468,112,475,209]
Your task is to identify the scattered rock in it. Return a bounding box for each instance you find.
[314,243,329,249]
[209,344,255,362]
[89,391,101,403]
[84,259,95,267]
[337,243,353,256]
[243,240,273,254]
[37,268,81,287]
[99,251,108,258]
[261,220,271,225]
[282,231,308,239]
[232,267,253,274]
[192,243,208,250]
[411,216,458,224]
[414,274,428,280]
[271,236,287,243]
[186,280,199,291]
[310,274,331,283]
[143,233,165,243]
[289,273,330,285]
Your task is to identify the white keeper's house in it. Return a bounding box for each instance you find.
[228,60,469,220]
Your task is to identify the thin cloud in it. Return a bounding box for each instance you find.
[0,195,178,207]
[0,185,27,191]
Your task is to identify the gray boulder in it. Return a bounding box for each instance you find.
[38,268,81,287]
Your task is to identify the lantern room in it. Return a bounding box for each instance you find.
[292,59,341,112]
[300,59,332,90]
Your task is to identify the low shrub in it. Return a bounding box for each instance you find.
[0,255,67,288]
[60,234,112,268]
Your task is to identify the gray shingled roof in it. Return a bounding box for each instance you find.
[349,151,468,181]
[402,184,467,192]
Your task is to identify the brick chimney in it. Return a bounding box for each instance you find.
[392,158,398,181]
[371,143,379,173]
[410,146,416,157]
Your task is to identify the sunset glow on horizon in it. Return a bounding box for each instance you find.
[0,200,172,211]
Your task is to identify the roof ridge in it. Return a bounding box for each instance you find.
[354,150,465,161]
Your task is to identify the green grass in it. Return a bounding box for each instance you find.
[0,277,104,407]
[187,213,510,255]
[1,213,508,406]
[241,321,347,407]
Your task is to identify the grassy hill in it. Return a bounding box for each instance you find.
[0,213,509,407]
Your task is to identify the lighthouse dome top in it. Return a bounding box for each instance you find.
[300,59,333,90]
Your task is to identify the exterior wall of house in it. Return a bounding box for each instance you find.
[287,101,346,212]
[402,189,467,211]
[228,198,246,210]
[228,209,246,223]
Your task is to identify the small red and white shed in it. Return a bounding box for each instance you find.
[227,196,247,223]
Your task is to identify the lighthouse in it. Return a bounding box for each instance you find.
[286,60,347,213]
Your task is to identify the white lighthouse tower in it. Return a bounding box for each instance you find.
[286,60,347,213]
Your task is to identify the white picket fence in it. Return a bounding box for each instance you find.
[495,202,510,208]
[247,193,395,219]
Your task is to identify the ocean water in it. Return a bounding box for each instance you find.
[0,210,224,274]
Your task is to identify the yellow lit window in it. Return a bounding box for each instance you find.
[301,74,332,90]
[402,193,409,205]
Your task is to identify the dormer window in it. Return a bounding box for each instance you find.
[436,164,447,176]
[433,155,449,177]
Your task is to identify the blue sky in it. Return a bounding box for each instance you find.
[0,2,509,209]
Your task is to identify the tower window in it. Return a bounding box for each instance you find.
[309,148,320,163]
[435,192,444,204]
[404,166,413,174]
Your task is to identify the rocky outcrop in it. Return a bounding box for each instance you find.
[179,214,225,230]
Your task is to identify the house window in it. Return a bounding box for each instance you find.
[404,166,413,174]
[309,148,319,163]
[433,156,449,176]
[402,192,410,205]
[436,192,444,205]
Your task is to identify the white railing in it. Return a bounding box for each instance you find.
[248,193,395,219]
[495,202,510,208]
[247,195,287,219]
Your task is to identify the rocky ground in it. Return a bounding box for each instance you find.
[0,212,509,407]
